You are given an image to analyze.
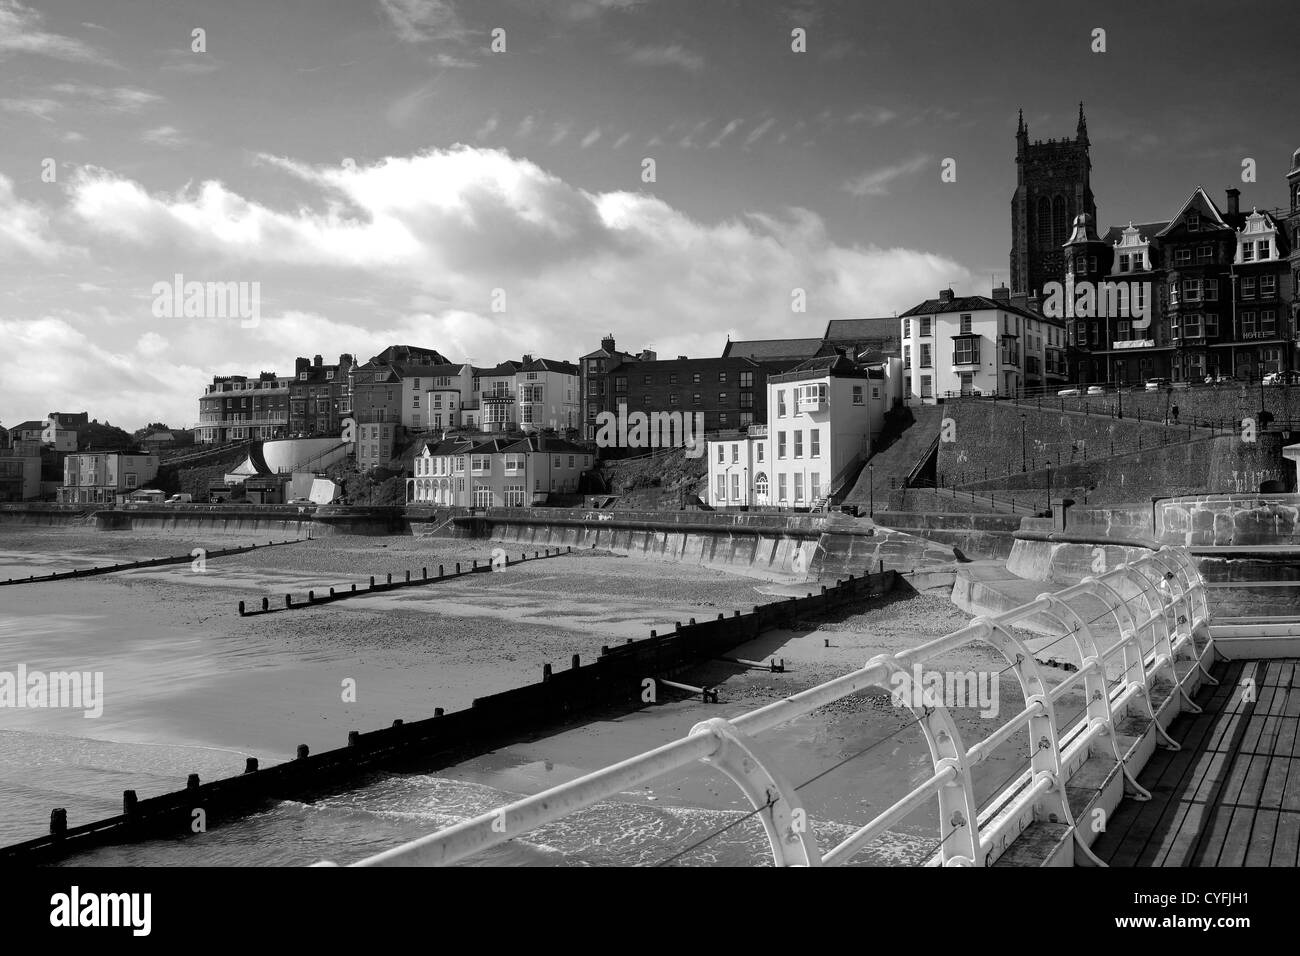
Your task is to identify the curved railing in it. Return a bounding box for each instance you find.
[320,546,1210,868]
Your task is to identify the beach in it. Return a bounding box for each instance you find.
[0,525,1071,866]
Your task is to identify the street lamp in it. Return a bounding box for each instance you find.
[868,462,875,517]
[1020,412,1027,472]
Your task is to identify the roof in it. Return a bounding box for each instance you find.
[472,361,523,377]
[789,354,861,374]
[12,420,44,432]
[520,357,579,376]
[502,436,590,455]
[721,337,822,361]
[1155,186,1231,237]
[900,294,1060,326]
[822,317,900,342]
[397,362,468,379]
[1102,221,1169,244]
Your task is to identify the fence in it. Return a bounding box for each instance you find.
[332,546,1208,868]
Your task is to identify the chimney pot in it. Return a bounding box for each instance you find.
[1226,187,1240,216]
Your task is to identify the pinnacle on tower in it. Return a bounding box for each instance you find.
[1077,101,1088,143]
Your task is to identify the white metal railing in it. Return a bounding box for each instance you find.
[320,546,1210,868]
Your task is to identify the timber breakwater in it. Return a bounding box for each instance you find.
[0,567,896,864]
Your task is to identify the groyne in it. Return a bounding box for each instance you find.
[0,568,896,864]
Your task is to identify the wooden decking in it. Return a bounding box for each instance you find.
[1094,658,1300,866]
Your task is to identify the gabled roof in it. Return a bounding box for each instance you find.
[789,353,859,374]
[472,361,523,377]
[721,337,822,361]
[12,420,44,432]
[1156,186,1232,237]
[899,294,1056,326]
[502,435,590,455]
[822,317,900,341]
[520,357,579,376]
[397,362,469,378]
[1102,221,1169,244]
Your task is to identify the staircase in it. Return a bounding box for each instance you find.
[841,405,946,511]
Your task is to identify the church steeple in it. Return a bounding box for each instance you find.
[1076,102,1088,145]
[1016,108,1028,155]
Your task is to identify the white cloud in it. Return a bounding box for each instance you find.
[141,125,190,149]
[843,154,932,197]
[743,117,775,147]
[49,83,163,113]
[474,114,499,141]
[0,96,59,120]
[619,42,703,73]
[0,173,65,259]
[0,1,115,65]
[379,0,466,42]
[9,146,971,428]
[707,119,742,149]
[579,127,602,148]
[610,131,631,149]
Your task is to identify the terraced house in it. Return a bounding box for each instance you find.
[408,435,592,506]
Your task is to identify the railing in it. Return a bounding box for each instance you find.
[901,481,1040,516]
[325,545,1208,868]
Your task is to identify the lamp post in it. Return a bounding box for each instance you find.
[868,462,875,517]
[1020,412,1027,472]
[1116,361,1124,419]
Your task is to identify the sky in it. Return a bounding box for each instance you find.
[2,0,1298,431]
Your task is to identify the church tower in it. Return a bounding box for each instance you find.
[1010,104,1098,297]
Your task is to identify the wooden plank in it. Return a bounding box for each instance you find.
[1096,660,1240,866]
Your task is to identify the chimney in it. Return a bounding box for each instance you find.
[600,334,616,352]
[991,283,1010,303]
[295,357,309,376]
[677,355,688,361]
[339,353,353,369]
[1226,187,1240,217]
[313,354,323,367]
[938,288,954,303]
[522,354,534,365]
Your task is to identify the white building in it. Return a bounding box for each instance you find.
[409,435,592,506]
[401,363,472,432]
[705,354,887,509]
[899,287,1064,400]
[515,357,580,434]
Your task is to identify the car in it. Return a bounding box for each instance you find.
[1145,378,1171,391]
[1085,385,1106,396]
[163,494,193,505]
[1261,371,1295,386]
[1057,387,1081,397]
[288,497,315,505]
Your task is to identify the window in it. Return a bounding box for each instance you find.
[777,390,787,416]
[718,392,728,404]
[740,392,753,407]
[1197,244,1213,260]
[793,474,803,503]
[778,473,787,503]
[755,473,769,499]
[643,374,652,385]
[920,344,932,367]
[810,429,820,457]
[903,345,911,367]
[1262,310,1277,336]
[794,431,803,458]
[731,445,739,464]
[715,475,728,502]
[615,376,627,393]
[1258,240,1272,260]
[693,393,702,405]
[1242,277,1256,299]
[1241,312,1257,336]
[852,385,864,405]
[718,371,727,383]
[1204,279,1218,301]
[1260,275,1276,297]
[692,372,701,384]
[412,394,420,407]
[669,393,679,405]
[669,374,678,385]
[756,444,764,463]
[739,371,753,387]
[954,338,979,364]
[810,473,820,500]
[1205,314,1219,337]
[1119,254,1130,272]
[730,473,740,500]
[1181,279,1201,302]
[903,319,911,339]
[1187,213,1200,231]
[717,445,725,464]
[959,314,972,334]
[1242,242,1255,262]
[777,431,787,458]
[921,375,932,398]
[1174,248,1192,265]
[920,317,932,337]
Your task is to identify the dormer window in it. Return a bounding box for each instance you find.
[1187,213,1200,231]
[299,372,307,380]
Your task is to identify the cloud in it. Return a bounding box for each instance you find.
[515,114,537,138]
[579,127,602,148]
[707,119,742,149]
[845,106,898,127]
[49,146,967,425]
[0,96,59,120]
[610,131,631,149]
[141,125,191,149]
[49,83,163,113]
[619,42,703,73]
[743,117,775,147]
[843,154,931,197]
[474,114,499,141]
[0,173,65,259]
[378,0,466,42]
[0,1,115,65]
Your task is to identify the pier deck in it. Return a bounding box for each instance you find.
[1094,658,1300,867]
